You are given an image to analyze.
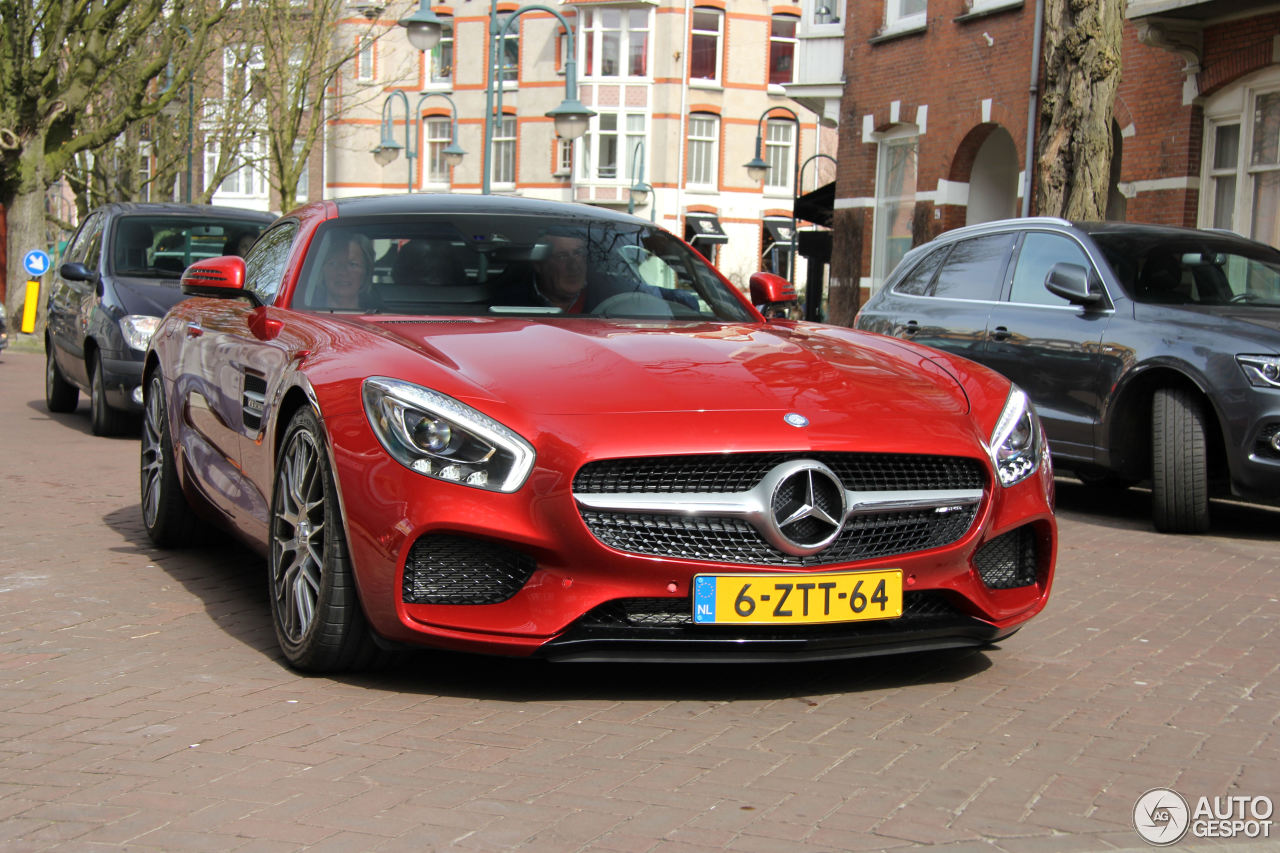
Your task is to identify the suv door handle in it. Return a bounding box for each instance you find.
[902,320,920,336]
[990,325,1011,342]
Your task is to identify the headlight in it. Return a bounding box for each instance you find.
[1237,355,1280,389]
[989,386,1042,487]
[120,315,162,351]
[362,377,535,492]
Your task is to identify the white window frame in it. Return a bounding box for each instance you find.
[764,119,795,194]
[884,0,927,35]
[491,115,517,188]
[769,14,799,88]
[686,114,719,190]
[579,110,647,185]
[356,35,374,82]
[1200,70,1280,246]
[871,127,920,289]
[966,0,1021,14]
[689,7,723,87]
[555,138,574,177]
[580,6,651,79]
[429,21,454,86]
[424,117,453,186]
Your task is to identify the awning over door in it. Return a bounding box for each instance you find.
[764,217,795,249]
[685,213,729,244]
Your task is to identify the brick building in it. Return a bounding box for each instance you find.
[834,0,1280,300]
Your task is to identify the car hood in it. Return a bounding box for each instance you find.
[111,275,188,317]
[365,318,972,429]
[1136,303,1280,347]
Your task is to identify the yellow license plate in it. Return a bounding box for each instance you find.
[692,570,903,625]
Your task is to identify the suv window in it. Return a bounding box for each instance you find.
[1009,232,1093,306]
[64,214,103,267]
[892,245,949,296]
[931,234,1014,300]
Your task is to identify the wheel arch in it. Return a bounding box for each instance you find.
[1104,364,1228,487]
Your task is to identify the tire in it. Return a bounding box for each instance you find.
[45,345,79,413]
[90,355,131,436]
[140,370,201,548]
[1151,386,1211,534]
[269,407,378,673]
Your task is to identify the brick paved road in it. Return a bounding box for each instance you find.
[1,346,1277,852]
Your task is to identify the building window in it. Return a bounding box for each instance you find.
[356,35,374,81]
[581,7,649,78]
[498,14,518,83]
[873,132,919,286]
[764,119,795,192]
[224,44,266,105]
[1203,82,1280,246]
[206,135,269,200]
[769,16,797,86]
[811,0,844,26]
[430,22,453,85]
[556,138,573,176]
[293,139,309,200]
[491,116,516,186]
[885,0,926,32]
[424,118,453,184]
[689,8,722,84]
[687,114,718,188]
[580,111,645,182]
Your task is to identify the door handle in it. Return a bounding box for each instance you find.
[990,326,1011,342]
[903,320,920,336]
[186,322,204,338]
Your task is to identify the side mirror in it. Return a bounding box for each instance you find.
[181,255,255,303]
[59,261,98,284]
[749,272,797,318]
[1045,262,1102,306]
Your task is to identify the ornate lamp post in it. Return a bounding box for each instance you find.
[371,90,466,192]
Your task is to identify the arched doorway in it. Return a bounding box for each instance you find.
[965,126,1019,225]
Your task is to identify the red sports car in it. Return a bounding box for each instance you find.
[141,194,1056,672]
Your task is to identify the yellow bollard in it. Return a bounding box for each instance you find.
[21,280,39,333]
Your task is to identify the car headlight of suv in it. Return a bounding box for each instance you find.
[1237,355,1280,389]
[990,386,1042,487]
[120,315,162,351]
[362,377,535,493]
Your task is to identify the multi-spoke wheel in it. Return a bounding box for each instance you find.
[270,407,377,673]
[140,370,200,547]
[45,345,78,413]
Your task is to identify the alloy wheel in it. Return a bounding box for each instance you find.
[272,430,327,644]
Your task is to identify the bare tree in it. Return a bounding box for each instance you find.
[0,0,226,325]
[1036,0,1124,219]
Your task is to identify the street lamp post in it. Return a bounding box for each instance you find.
[627,139,652,218]
[372,90,465,193]
[394,3,593,195]
[743,106,802,290]
[481,4,593,195]
[794,152,837,322]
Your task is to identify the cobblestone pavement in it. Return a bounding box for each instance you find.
[0,346,1277,852]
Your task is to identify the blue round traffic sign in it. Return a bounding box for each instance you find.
[22,250,52,277]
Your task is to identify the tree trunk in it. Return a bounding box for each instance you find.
[1036,0,1124,220]
[4,146,51,340]
[827,208,864,327]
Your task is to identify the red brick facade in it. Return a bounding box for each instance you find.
[834,0,1280,293]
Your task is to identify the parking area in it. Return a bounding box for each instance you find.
[0,345,1276,852]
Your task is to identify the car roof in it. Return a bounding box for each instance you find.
[95,201,276,221]
[325,193,649,226]
[929,216,1278,255]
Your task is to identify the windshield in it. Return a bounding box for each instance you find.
[1093,232,1280,307]
[295,214,754,322]
[111,215,269,279]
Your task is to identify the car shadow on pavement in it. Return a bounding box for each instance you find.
[1053,476,1280,540]
[101,501,998,700]
[25,398,142,438]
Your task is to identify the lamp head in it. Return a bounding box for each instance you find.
[442,141,466,168]
[546,98,595,140]
[745,156,769,184]
[399,3,445,51]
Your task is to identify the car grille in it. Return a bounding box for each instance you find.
[972,525,1040,589]
[574,453,986,567]
[402,535,537,604]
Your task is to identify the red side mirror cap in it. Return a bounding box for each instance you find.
[181,255,248,298]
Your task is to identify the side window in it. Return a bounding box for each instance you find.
[63,214,101,266]
[244,221,298,305]
[931,234,1014,300]
[893,245,949,295]
[1009,232,1092,306]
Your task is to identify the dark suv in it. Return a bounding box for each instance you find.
[855,218,1280,533]
[45,202,273,434]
